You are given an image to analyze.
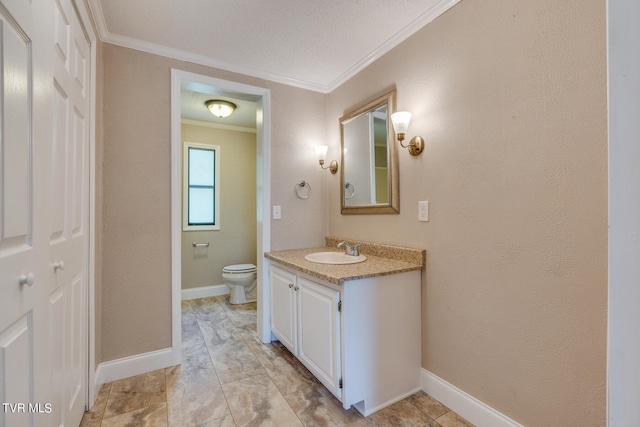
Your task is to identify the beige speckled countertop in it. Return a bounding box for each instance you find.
[264,237,425,285]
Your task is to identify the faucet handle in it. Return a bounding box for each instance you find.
[352,244,362,256]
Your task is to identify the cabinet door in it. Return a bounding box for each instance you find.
[297,277,342,397]
[269,266,297,354]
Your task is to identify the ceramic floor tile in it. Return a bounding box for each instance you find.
[198,414,237,427]
[243,331,285,356]
[195,309,229,325]
[208,340,266,385]
[235,323,258,342]
[165,365,231,427]
[285,382,369,427]
[85,296,469,427]
[103,370,166,419]
[101,402,168,427]
[222,372,302,427]
[182,340,216,372]
[79,383,111,427]
[252,344,318,395]
[198,316,245,347]
[182,299,194,311]
[224,303,258,329]
[191,296,221,311]
[227,313,257,329]
[407,391,451,420]
[436,411,475,427]
[183,320,204,345]
[367,399,439,427]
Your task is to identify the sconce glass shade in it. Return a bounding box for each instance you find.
[390,111,412,134]
[315,145,328,162]
[205,100,236,118]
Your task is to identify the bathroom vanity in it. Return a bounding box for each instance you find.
[264,238,425,416]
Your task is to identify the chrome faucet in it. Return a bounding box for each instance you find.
[337,241,362,256]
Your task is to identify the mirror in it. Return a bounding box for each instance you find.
[340,90,399,214]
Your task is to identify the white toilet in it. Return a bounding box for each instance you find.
[223,263,258,304]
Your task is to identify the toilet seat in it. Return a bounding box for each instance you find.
[223,264,257,274]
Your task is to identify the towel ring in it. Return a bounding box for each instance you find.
[294,181,311,199]
[344,182,355,199]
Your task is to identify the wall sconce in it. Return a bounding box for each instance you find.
[205,100,236,118]
[315,145,338,174]
[390,112,424,156]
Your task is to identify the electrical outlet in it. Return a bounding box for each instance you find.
[273,205,282,220]
[418,201,429,222]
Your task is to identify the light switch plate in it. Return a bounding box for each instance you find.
[273,205,281,220]
[418,201,429,222]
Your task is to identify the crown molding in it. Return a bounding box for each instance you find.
[324,0,461,92]
[87,0,460,94]
[101,32,330,93]
[86,0,108,40]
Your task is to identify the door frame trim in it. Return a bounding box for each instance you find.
[170,70,272,365]
[71,0,99,408]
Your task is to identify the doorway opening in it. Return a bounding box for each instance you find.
[170,70,272,365]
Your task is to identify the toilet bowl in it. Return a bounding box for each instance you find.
[223,263,257,304]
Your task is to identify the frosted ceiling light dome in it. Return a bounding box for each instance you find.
[205,100,236,118]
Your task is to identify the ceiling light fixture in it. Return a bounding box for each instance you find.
[205,100,236,118]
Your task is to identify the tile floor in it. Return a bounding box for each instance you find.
[81,296,474,426]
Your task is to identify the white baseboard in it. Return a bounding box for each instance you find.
[95,348,176,386]
[181,284,229,300]
[421,369,524,427]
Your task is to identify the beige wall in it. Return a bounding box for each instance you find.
[327,1,607,426]
[181,124,257,289]
[99,44,327,362]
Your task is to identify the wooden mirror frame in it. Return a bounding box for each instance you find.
[340,90,399,215]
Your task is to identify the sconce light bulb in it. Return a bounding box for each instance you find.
[315,145,328,162]
[391,111,412,136]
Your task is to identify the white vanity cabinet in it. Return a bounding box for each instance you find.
[269,262,421,416]
[269,265,342,397]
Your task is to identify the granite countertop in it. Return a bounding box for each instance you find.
[264,238,425,285]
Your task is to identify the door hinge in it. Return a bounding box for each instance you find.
[339,378,343,389]
[338,301,342,312]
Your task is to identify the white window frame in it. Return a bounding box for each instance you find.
[183,141,221,231]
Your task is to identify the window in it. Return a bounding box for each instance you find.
[183,142,220,231]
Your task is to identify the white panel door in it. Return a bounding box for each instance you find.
[0,0,53,426]
[49,0,90,425]
[0,0,90,425]
[297,277,341,398]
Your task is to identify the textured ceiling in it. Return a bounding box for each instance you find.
[181,88,257,128]
[89,0,460,93]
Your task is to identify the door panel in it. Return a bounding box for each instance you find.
[0,2,38,426]
[0,314,34,427]
[49,285,65,427]
[269,266,297,354]
[297,278,341,397]
[49,0,90,424]
[0,0,91,425]
[51,80,68,242]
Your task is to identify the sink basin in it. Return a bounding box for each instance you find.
[304,251,367,265]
